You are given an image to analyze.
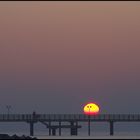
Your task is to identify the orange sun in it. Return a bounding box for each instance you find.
[83,103,100,115]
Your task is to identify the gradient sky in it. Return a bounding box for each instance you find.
[0,1,140,114]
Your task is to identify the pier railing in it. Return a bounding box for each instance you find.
[0,114,140,122]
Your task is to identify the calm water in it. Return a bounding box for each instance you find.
[1,122,140,138]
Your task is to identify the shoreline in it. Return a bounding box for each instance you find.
[36,136,140,139]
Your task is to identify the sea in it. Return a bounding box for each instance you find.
[1,122,140,139]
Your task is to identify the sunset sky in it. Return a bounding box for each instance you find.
[0,1,140,114]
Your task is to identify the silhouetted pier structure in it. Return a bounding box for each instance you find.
[0,114,140,136]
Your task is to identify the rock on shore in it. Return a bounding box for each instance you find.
[0,134,37,139]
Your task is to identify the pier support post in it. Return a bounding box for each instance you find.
[75,121,78,136]
[70,122,78,136]
[52,128,56,136]
[30,122,34,136]
[110,121,114,136]
[88,115,91,136]
[49,121,51,136]
[59,121,61,136]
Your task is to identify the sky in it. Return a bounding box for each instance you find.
[0,1,140,114]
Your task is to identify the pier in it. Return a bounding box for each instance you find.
[0,114,140,136]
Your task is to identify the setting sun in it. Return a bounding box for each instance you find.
[84,103,100,115]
